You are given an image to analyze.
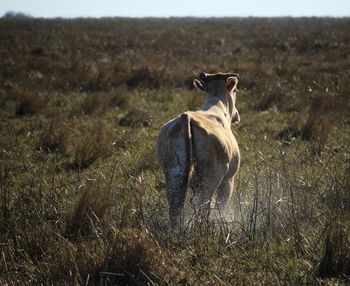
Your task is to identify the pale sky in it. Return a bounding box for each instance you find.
[1,0,349,18]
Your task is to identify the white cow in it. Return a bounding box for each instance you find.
[157,72,241,229]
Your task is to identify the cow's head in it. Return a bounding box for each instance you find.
[193,72,240,123]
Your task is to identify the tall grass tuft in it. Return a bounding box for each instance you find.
[15,90,45,115]
[100,228,187,285]
[70,122,113,169]
[66,179,111,238]
[38,120,70,153]
[79,93,102,115]
[318,220,350,278]
[301,92,336,154]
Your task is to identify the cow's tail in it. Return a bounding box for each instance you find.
[180,112,192,190]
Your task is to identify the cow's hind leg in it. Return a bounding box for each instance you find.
[192,170,225,223]
[165,167,188,229]
[216,177,234,213]
[167,185,186,230]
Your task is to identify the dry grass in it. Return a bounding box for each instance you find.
[108,85,130,109]
[319,219,350,278]
[44,239,105,284]
[255,85,285,111]
[38,120,70,153]
[126,67,163,89]
[118,107,152,127]
[102,228,188,285]
[66,179,112,237]
[76,89,130,116]
[186,90,203,110]
[301,92,337,154]
[70,121,113,169]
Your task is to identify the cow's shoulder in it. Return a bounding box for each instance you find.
[188,111,224,130]
[188,110,231,137]
[188,111,237,162]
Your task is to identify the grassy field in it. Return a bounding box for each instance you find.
[0,17,349,285]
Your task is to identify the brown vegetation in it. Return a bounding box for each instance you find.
[15,90,45,115]
[103,228,187,285]
[66,179,112,237]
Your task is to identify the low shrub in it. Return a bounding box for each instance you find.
[16,90,45,115]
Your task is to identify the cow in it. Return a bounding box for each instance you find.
[156,72,241,229]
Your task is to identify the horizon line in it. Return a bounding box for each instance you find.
[2,14,350,20]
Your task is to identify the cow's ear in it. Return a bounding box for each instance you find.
[227,76,238,92]
[193,79,205,92]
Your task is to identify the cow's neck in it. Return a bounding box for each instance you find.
[201,96,231,122]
